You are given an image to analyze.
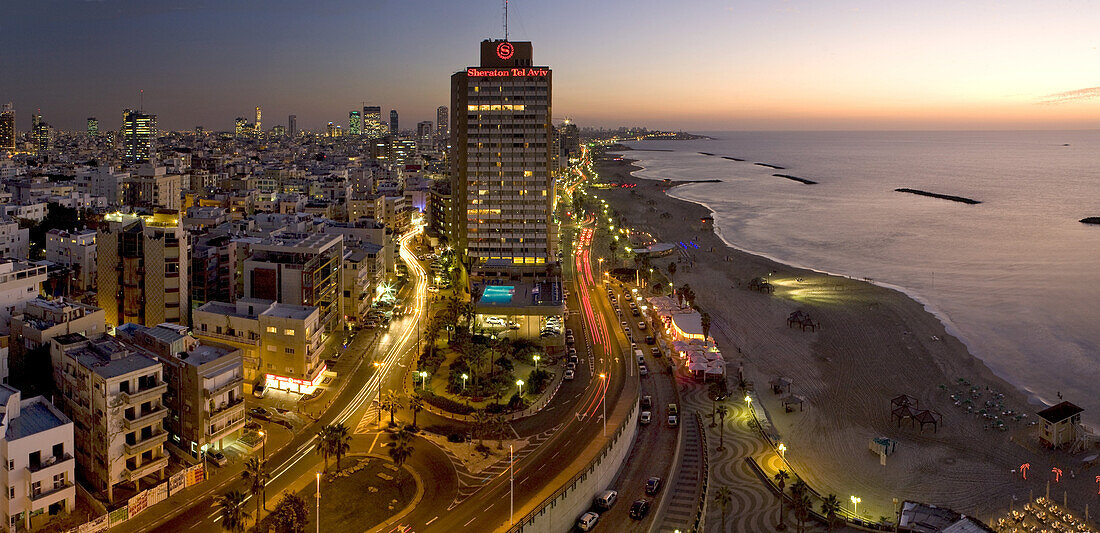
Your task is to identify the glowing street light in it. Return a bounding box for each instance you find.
[516,379,525,396]
[461,373,469,392]
[850,495,861,518]
[418,371,428,389]
[777,442,786,459]
[533,355,540,372]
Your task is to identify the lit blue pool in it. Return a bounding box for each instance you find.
[481,285,516,305]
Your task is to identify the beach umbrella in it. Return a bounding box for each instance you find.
[688,360,708,372]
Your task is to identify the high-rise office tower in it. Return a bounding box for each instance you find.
[254,106,262,134]
[417,121,433,142]
[288,115,297,137]
[122,109,156,164]
[234,117,248,137]
[363,106,383,138]
[0,103,14,151]
[389,109,399,135]
[349,111,361,135]
[32,115,52,155]
[451,39,554,275]
[87,117,99,137]
[436,105,449,136]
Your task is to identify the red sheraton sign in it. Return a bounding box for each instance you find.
[467,67,549,77]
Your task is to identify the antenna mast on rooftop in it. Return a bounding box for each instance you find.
[503,0,509,40]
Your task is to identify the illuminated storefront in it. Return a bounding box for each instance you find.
[265,362,327,395]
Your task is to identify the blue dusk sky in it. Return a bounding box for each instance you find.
[3,0,1100,132]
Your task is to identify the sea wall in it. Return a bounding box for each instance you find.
[507,401,640,533]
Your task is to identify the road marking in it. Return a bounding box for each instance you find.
[464,516,478,527]
[425,516,438,525]
[369,431,383,454]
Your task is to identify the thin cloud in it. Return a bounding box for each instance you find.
[1037,87,1100,105]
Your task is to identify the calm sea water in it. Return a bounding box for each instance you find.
[621,131,1100,423]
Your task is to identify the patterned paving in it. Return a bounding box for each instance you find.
[446,425,561,510]
[354,401,383,434]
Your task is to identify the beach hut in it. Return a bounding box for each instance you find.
[890,394,918,409]
[868,437,897,456]
[770,377,793,395]
[1036,401,1084,448]
[892,405,918,427]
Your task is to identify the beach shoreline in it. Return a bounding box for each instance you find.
[591,148,1098,524]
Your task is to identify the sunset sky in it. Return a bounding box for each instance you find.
[4,0,1100,131]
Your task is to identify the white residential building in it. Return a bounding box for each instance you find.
[50,333,168,502]
[0,260,47,334]
[0,221,29,260]
[45,229,97,293]
[0,384,76,531]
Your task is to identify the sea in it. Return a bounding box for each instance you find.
[618,131,1100,425]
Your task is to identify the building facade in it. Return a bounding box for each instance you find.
[96,212,189,328]
[46,229,97,293]
[121,110,156,165]
[450,39,555,276]
[243,233,341,337]
[0,260,47,334]
[50,333,169,502]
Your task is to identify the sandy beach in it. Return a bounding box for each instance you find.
[593,149,1099,525]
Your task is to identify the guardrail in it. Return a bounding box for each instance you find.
[507,399,639,532]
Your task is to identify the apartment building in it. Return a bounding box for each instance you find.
[192,299,323,396]
[97,211,189,328]
[9,298,105,359]
[0,260,47,334]
[45,229,97,293]
[50,334,168,502]
[0,384,75,531]
[0,220,29,260]
[243,233,341,338]
[115,324,245,457]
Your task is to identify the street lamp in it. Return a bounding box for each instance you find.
[258,430,266,461]
[461,373,469,392]
[850,495,861,519]
[516,379,525,397]
[777,442,786,459]
[533,355,540,372]
[419,371,428,389]
[599,373,607,436]
[315,472,321,533]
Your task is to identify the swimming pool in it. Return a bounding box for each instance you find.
[481,285,516,305]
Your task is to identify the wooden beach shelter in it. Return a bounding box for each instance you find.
[913,410,943,433]
[891,394,918,409]
[892,405,918,427]
[781,394,805,412]
[770,377,793,395]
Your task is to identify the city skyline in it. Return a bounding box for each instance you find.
[5,0,1100,132]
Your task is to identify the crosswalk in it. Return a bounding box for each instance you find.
[354,401,383,434]
[446,424,561,510]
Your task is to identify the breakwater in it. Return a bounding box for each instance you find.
[895,188,981,204]
[722,156,745,161]
[755,162,786,169]
[773,174,817,184]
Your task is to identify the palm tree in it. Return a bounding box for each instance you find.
[314,426,333,472]
[382,390,402,426]
[471,409,491,447]
[715,404,729,451]
[707,382,724,426]
[774,470,790,531]
[388,429,414,467]
[328,423,351,470]
[491,413,509,450]
[461,301,476,332]
[408,393,424,428]
[667,261,676,282]
[821,494,842,532]
[701,312,712,340]
[241,456,270,520]
[713,485,732,531]
[791,488,812,533]
[216,490,251,533]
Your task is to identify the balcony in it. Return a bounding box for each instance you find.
[204,376,244,398]
[122,456,168,482]
[27,453,74,475]
[29,481,74,503]
[199,330,259,346]
[118,382,167,405]
[208,397,245,418]
[123,404,169,430]
[123,430,167,456]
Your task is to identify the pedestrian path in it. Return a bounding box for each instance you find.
[656,410,706,532]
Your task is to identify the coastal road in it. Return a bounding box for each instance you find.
[134,225,432,533]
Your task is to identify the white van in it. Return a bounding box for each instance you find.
[594,489,618,510]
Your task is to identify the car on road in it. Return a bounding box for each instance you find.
[485,316,506,326]
[651,347,661,357]
[567,347,577,357]
[639,411,651,424]
[427,286,439,292]
[566,361,576,371]
[206,450,228,466]
[594,490,618,510]
[565,328,573,336]
[631,308,641,317]
[565,335,575,345]
[249,407,271,420]
[645,335,655,345]
[629,499,650,520]
[641,395,652,409]
[637,321,647,330]
[645,477,662,495]
[668,414,678,426]
[638,364,648,376]
[252,384,266,398]
[620,320,628,329]
[568,354,579,364]
[564,369,575,380]
[577,511,599,531]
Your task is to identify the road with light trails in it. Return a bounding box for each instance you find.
[394,213,638,533]
[132,226,431,533]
